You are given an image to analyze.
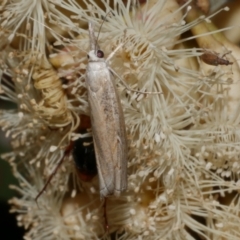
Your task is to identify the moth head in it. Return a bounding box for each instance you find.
[87,49,105,61]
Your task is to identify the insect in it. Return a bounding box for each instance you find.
[86,22,128,199]
[200,50,233,66]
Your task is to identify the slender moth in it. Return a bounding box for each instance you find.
[85,22,128,199]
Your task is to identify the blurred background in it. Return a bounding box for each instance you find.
[0,99,24,239]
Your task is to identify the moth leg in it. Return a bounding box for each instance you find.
[106,43,124,62]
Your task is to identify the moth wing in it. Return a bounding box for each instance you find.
[87,73,127,198]
[113,82,127,196]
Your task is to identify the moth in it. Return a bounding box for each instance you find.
[85,22,128,199]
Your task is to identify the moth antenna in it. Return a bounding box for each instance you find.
[95,11,113,52]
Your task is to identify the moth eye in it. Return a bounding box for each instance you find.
[87,54,89,59]
[97,50,104,58]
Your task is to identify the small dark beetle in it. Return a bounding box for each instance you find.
[201,50,233,66]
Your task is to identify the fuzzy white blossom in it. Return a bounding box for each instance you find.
[1,0,240,239]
